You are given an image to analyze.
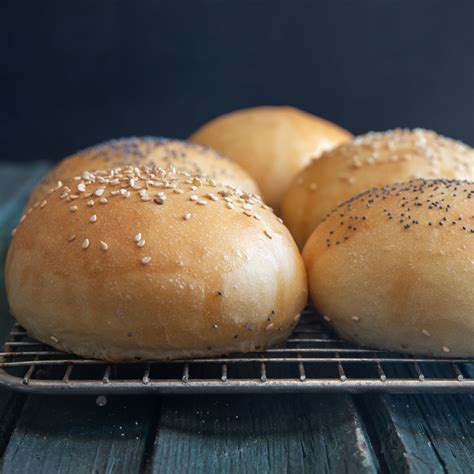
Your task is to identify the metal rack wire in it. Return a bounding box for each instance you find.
[0,307,473,394]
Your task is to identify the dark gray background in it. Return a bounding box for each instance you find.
[2,0,473,162]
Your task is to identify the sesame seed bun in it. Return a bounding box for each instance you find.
[7,166,307,361]
[282,129,474,248]
[27,137,260,207]
[303,179,474,357]
[189,106,352,212]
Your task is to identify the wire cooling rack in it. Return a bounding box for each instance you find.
[0,307,473,394]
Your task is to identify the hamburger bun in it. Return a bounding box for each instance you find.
[7,165,307,361]
[303,179,474,357]
[27,137,260,207]
[190,106,352,212]
[282,129,474,248]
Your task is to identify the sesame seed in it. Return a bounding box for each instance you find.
[137,239,146,248]
[266,323,275,331]
[100,241,108,251]
[68,234,76,242]
[134,232,142,242]
[190,195,199,201]
[70,205,78,212]
[183,212,191,220]
[89,215,97,223]
[95,188,105,197]
[323,315,331,322]
[50,335,59,343]
[11,227,17,237]
[197,200,208,206]
[77,183,86,193]
[243,203,252,211]
[351,316,360,322]
[141,256,151,265]
[213,324,219,329]
[40,200,47,209]
[141,196,152,202]
[442,346,450,353]
[421,329,431,337]
[99,197,108,204]
[173,189,184,194]
[82,239,90,249]
[87,199,95,207]
[254,214,262,220]
[264,229,273,239]
[226,202,234,209]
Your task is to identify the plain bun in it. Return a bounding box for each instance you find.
[7,165,307,361]
[282,129,474,248]
[190,106,352,212]
[28,137,260,206]
[303,179,474,357]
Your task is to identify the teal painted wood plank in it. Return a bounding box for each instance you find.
[147,394,379,474]
[365,394,474,474]
[0,391,26,460]
[364,364,474,473]
[1,395,159,474]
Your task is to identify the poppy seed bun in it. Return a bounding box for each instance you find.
[27,137,260,207]
[7,166,307,361]
[303,179,474,357]
[190,106,352,212]
[282,129,474,248]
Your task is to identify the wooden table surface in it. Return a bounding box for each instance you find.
[0,163,473,474]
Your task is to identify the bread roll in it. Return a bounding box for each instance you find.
[190,106,352,212]
[7,165,307,361]
[303,179,474,357]
[282,129,474,248]
[27,137,260,206]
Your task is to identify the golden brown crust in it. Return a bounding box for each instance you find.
[282,129,474,248]
[28,137,260,206]
[190,106,352,212]
[7,165,307,361]
[303,178,474,357]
